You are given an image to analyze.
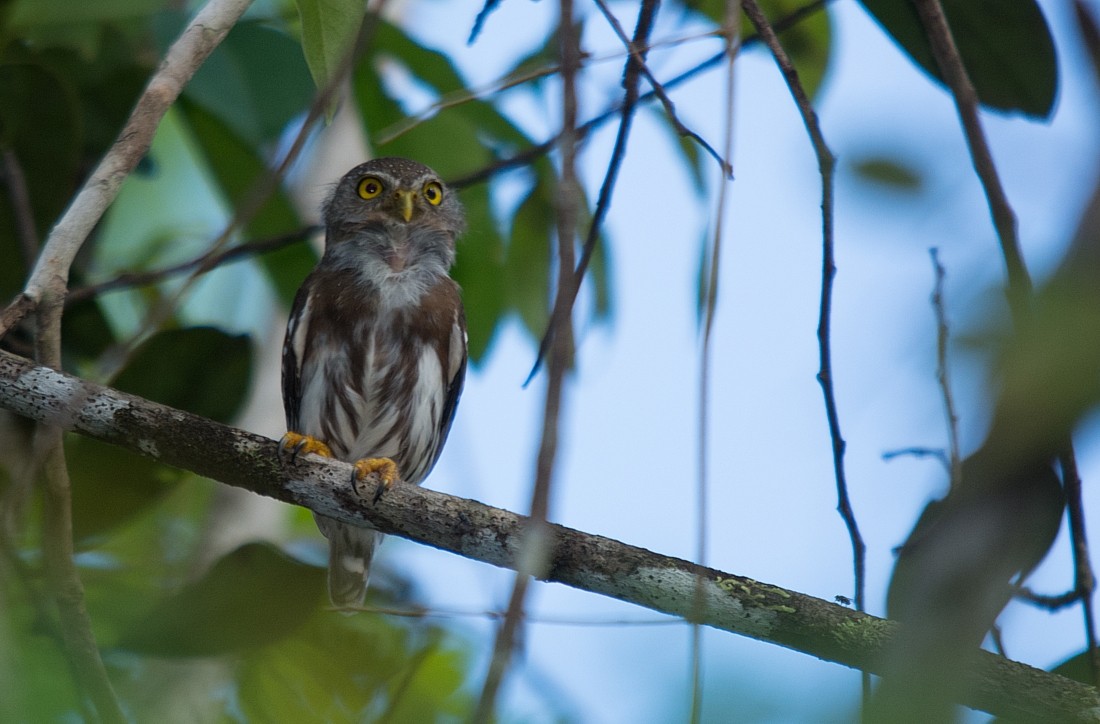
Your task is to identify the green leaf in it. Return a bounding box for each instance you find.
[294,0,364,92]
[112,326,252,423]
[850,155,924,192]
[178,100,317,307]
[0,60,81,295]
[858,0,1057,118]
[236,611,474,722]
[505,185,553,341]
[68,435,182,543]
[692,0,833,100]
[451,184,506,362]
[115,543,325,656]
[184,21,314,146]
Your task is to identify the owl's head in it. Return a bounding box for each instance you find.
[322,158,465,281]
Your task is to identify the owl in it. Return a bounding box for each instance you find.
[280,158,467,607]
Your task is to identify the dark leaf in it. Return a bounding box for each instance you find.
[294,0,364,92]
[68,435,182,543]
[505,184,552,341]
[178,100,317,307]
[115,543,325,656]
[858,0,1057,118]
[452,184,506,363]
[112,327,252,423]
[185,21,314,145]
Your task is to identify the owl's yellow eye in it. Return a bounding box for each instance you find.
[358,177,383,199]
[423,181,443,206]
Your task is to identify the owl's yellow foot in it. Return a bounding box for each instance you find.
[352,457,399,503]
[278,432,333,462]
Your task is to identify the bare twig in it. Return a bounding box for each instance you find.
[691,1,740,720]
[473,3,581,720]
[524,0,663,387]
[449,0,831,192]
[1060,450,1100,685]
[929,249,962,488]
[592,0,732,179]
[740,0,865,699]
[0,293,34,341]
[66,226,318,305]
[881,446,949,468]
[911,1,1031,311]
[1,148,40,267]
[1,349,1099,722]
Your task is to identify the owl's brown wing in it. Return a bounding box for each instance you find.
[281,272,315,432]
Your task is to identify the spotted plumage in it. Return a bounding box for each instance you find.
[281,158,467,607]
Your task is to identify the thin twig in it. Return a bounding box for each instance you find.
[1060,450,1100,686]
[740,0,866,700]
[33,295,127,723]
[1,148,40,267]
[0,294,34,341]
[472,3,581,720]
[929,248,962,488]
[449,0,831,192]
[526,0,662,390]
[911,1,1031,311]
[66,226,318,305]
[592,0,731,179]
[691,2,739,721]
[881,446,949,469]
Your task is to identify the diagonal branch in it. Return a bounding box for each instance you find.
[0,350,1097,722]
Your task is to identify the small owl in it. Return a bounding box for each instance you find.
[280,158,467,607]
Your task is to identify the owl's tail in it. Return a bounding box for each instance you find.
[314,513,381,608]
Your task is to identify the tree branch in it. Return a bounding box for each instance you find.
[0,350,1097,722]
[17,0,254,314]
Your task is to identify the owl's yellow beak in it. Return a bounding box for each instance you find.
[396,189,416,222]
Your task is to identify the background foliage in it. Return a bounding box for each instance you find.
[0,0,1097,720]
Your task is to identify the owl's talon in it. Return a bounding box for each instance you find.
[351,457,399,503]
[279,432,333,462]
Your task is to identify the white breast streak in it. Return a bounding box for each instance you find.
[291,293,312,373]
[449,313,466,381]
[402,346,445,481]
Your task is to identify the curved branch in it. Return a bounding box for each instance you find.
[20,0,254,311]
[0,349,1096,722]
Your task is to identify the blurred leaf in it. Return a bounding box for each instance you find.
[0,60,81,295]
[68,435,182,543]
[236,609,473,722]
[850,155,924,191]
[859,0,1057,118]
[185,21,314,146]
[294,0,363,92]
[452,185,506,362]
[112,326,252,423]
[9,0,167,27]
[178,100,316,306]
[505,185,552,340]
[115,543,325,656]
[60,299,116,366]
[691,0,833,99]
[1050,648,1100,685]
